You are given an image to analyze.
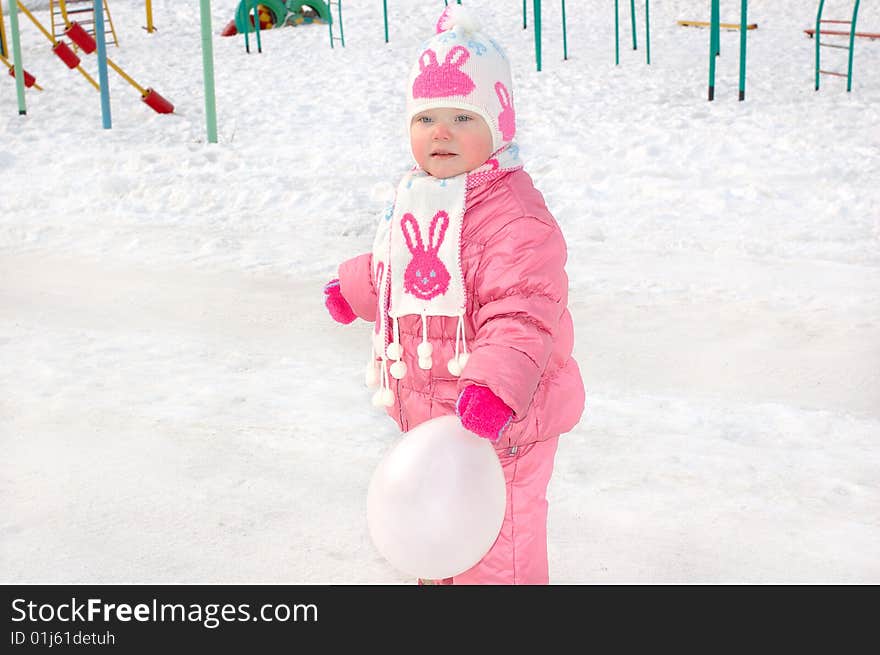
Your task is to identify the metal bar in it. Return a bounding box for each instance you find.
[846,0,861,91]
[815,0,826,89]
[630,0,637,49]
[93,0,111,127]
[533,0,541,71]
[337,0,344,47]
[738,0,747,100]
[645,0,650,64]
[253,3,261,53]
[561,0,567,60]
[145,0,155,33]
[199,0,217,143]
[708,0,718,100]
[327,0,332,47]
[614,0,619,65]
[1,0,10,58]
[383,0,388,43]
[8,0,26,113]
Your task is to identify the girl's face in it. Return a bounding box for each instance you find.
[410,108,494,179]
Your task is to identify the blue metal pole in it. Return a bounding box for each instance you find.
[645,0,651,64]
[94,0,112,127]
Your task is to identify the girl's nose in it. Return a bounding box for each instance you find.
[432,121,452,139]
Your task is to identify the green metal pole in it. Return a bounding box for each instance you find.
[533,0,541,71]
[614,0,619,65]
[200,0,218,143]
[738,0,747,100]
[711,0,720,57]
[846,0,861,92]
[645,1,650,64]
[8,0,25,114]
[523,0,527,29]
[253,3,262,53]
[630,0,637,50]
[327,1,333,47]
[337,0,344,47]
[815,0,825,90]
[708,0,718,100]
[383,0,388,43]
[561,0,567,60]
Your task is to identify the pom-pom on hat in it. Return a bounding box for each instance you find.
[406,6,516,153]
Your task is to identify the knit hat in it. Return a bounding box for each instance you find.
[406,6,516,153]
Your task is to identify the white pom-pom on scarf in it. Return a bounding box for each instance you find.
[437,5,482,35]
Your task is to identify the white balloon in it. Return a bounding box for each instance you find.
[366,415,506,580]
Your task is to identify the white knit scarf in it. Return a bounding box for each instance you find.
[366,143,523,407]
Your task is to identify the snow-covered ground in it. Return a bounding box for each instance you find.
[1,0,878,584]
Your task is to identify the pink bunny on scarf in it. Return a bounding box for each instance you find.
[495,81,515,141]
[412,46,476,98]
[401,211,451,300]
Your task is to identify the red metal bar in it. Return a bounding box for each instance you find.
[8,66,37,88]
[52,41,81,68]
[141,88,174,113]
[65,22,97,54]
[804,28,879,39]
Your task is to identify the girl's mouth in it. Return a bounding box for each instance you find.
[431,152,456,159]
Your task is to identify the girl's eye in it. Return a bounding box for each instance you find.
[417,116,433,124]
[456,115,472,122]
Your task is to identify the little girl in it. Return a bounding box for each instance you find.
[323,6,585,585]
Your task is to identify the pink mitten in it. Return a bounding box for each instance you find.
[323,279,357,324]
[456,385,513,442]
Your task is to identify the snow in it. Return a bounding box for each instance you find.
[1,0,878,584]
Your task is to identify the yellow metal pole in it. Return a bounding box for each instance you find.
[145,0,155,33]
[16,0,100,90]
[0,0,9,58]
[105,57,145,95]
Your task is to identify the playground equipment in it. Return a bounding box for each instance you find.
[3,0,173,118]
[11,1,100,90]
[679,20,756,31]
[706,1,750,101]
[221,0,342,50]
[614,0,650,66]
[811,0,867,92]
[200,0,217,142]
[145,0,155,33]
[1,53,41,89]
[51,0,117,49]
[525,0,573,71]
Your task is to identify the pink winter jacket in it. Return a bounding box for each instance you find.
[338,169,585,448]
